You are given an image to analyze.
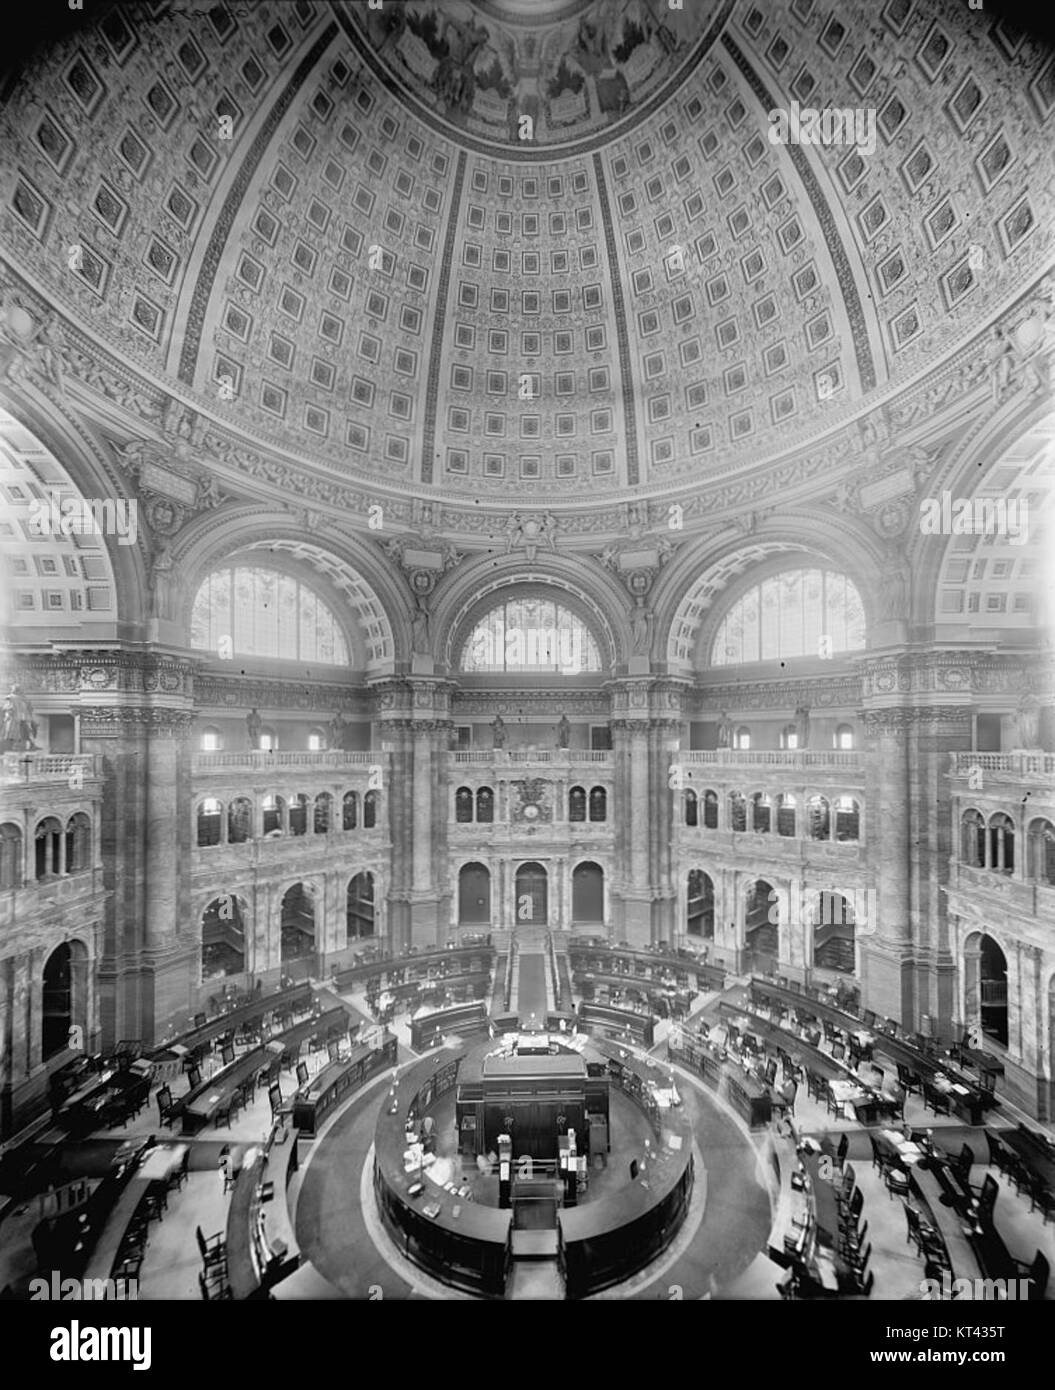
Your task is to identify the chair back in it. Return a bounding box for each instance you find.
[836,1133,849,1164]
[296,1061,309,1087]
[978,1173,999,1221]
[268,1082,283,1115]
[958,1143,974,1179]
[850,1186,864,1218]
[195,1225,208,1259]
[187,1063,202,1091]
[157,1084,172,1113]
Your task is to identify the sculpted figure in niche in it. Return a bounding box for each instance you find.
[411,595,431,653]
[148,542,178,620]
[246,707,262,750]
[556,714,572,749]
[329,710,347,751]
[879,547,910,621]
[491,714,507,750]
[630,600,653,656]
[716,711,734,748]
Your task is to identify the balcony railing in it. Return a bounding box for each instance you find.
[680,750,861,768]
[949,752,1055,778]
[0,752,101,784]
[192,750,387,774]
[451,750,612,765]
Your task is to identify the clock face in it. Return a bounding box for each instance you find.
[523,804,539,820]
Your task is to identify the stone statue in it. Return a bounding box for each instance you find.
[491,714,507,750]
[1013,694,1041,750]
[328,710,347,750]
[879,547,910,621]
[148,543,178,620]
[504,511,524,553]
[556,714,571,749]
[246,707,262,750]
[196,471,222,510]
[795,705,811,750]
[1,685,38,751]
[717,711,733,748]
[411,595,431,653]
[987,326,1013,406]
[630,600,653,656]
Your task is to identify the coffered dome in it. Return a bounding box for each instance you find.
[0,0,1053,513]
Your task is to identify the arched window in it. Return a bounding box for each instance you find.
[455,787,474,823]
[347,872,375,941]
[476,787,494,823]
[364,789,379,828]
[1027,818,1055,885]
[35,817,63,878]
[835,723,854,750]
[750,793,771,833]
[588,786,607,822]
[779,724,798,750]
[191,566,349,665]
[289,794,308,837]
[702,789,718,829]
[961,809,985,867]
[460,597,602,673]
[712,568,865,666]
[569,786,586,822]
[0,824,23,889]
[228,797,253,843]
[687,869,714,939]
[728,791,746,832]
[684,788,698,827]
[807,795,831,840]
[200,726,221,752]
[259,725,276,752]
[343,791,359,830]
[202,895,245,980]
[777,793,796,837]
[988,813,1014,873]
[65,813,91,872]
[197,798,223,847]
[308,727,326,751]
[262,795,285,836]
[459,863,490,925]
[733,726,751,750]
[314,793,333,834]
[834,796,860,842]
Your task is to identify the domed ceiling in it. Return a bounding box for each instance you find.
[0,0,1053,513]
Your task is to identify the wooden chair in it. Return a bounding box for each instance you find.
[836,1132,849,1169]
[196,1225,227,1272]
[922,1082,951,1117]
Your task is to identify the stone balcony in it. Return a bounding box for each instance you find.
[191,749,387,776]
[0,752,102,786]
[948,751,1055,783]
[450,750,613,768]
[680,750,862,769]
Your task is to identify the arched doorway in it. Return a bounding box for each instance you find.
[745,878,778,969]
[281,882,316,963]
[515,862,547,926]
[201,895,246,980]
[572,862,604,925]
[458,863,490,925]
[964,931,1009,1048]
[42,941,87,1060]
[687,870,714,939]
[347,872,375,941]
[813,892,855,973]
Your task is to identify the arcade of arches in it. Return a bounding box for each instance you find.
[0,0,1054,1314]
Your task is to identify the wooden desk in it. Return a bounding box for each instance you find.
[291,1034,397,1135]
[909,1161,983,1283]
[1004,1127,1055,1190]
[182,1047,269,1132]
[150,982,313,1060]
[577,1001,655,1048]
[83,1144,187,1281]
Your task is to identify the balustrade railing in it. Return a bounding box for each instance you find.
[680,750,861,767]
[949,751,1055,777]
[1,752,100,783]
[192,750,386,773]
[451,749,612,764]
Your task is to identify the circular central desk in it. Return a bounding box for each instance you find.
[373,1035,693,1298]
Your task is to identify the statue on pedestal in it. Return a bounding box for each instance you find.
[1013,694,1041,750]
[795,705,811,750]
[1,685,38,751]
[716,711,733,748]
[630,599,653,656]
[556,714,571,749]
[491,714,507,750]
[246,707,261,750]
[328,710,347,751]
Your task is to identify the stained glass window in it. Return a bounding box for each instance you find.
[461,598,601,673]
[191,567,349,664]
[711,569,864,665]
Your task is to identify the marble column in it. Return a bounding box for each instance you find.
[858,707,915,1027]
